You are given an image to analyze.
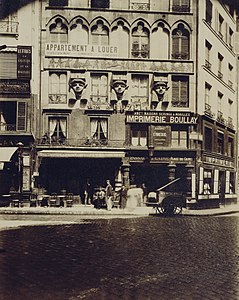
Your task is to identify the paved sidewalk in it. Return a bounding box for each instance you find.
[0,203,239,216]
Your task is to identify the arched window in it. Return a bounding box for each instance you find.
[172,24,189,59]
[49,18,68,43]
[111,21,129,58]
[91,20,109,45]
[69,19,88,44]
[131,22,149,58]
[151,22,169,59]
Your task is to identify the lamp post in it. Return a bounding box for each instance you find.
[17,142,24,199]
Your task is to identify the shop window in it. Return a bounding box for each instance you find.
[0,101,26,131]
[90,118,108,142]
[91,20,109,45]
[205,0,212,25]
[172,24,189,60]
[171,130,187,148]
[49,18,68,43]
[172,76,189,107]
[131,22,149,58]
[91,0,109,8]
[90,73,108,104]
[172,0,190,12]
[227,137,234,157]
[49,73,67,104]
[131,125,147,147]
[131,74,149,109]
[49,0,68,6]
[204,127,212,151]
[217,131,224,154]
[48,117,67,145]
[203,170,212,194]
[225,171,235,194]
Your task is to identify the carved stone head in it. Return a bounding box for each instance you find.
[152,81,169,100]
[111,80,128,100]
[69,78,87,100]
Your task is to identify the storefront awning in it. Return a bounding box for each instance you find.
[0,147,18,162]
[38,150,125,158]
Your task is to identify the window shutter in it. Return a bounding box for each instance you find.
[172,79,179,101]
[181,35,189,58]
[172,35,179,56]
[0,52,17,79]
[17,102,26,131]
[180,79,188,103]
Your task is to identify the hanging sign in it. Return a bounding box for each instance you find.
[17,46,32,79]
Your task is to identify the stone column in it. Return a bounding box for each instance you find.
[185,164,194,198]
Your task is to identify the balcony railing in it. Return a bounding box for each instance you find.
[172,5,190,12]
[37,137,124,148]
[204,103,214,118]
[228,80,233,88]
[217,111,225,124]
[171,52,189,60]
[218,71,223,80]
[205,59,212,70]
[131,2,150,10]
[227,117,234,129]
[0,123,17,131]
[49,94,67,104]
[0,21,18,34]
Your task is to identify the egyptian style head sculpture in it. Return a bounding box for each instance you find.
[69,78,87,100]
[111,80,129,101]
[152,81,169,101]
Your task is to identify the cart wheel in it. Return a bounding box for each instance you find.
[161,197,182,216]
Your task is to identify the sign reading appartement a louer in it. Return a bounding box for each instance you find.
[126,111,198,124]
[17,46,32,79]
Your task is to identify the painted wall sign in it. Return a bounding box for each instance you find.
[153,126,171,147]
[45,43,118,57]
[0,79,30,94]
[126,111,198,125]
[44,58,193,73]
[203,155,234,167]
[17,46,32,79]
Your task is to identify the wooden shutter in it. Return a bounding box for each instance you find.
[180,78,188,104]
[181,35,189,58]
[17,102,26,131]
[0,52,17,79]
[172,78,179,102]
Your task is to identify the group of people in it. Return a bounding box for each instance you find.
[83,179,128,210]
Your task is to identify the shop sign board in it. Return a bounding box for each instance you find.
[17,46,32,79]
[45,43,118,58]
[153,126,171,147]
[203,155,234,167]
[126,111,198,125]
[129,157,193,163]
[0,79,30,94]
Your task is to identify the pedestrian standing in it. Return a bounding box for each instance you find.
[119,185,127,209]
[84,179,93,205]
[105,179,113,211]
[141,183,148,205]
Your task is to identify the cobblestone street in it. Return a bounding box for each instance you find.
[0,215,238,300]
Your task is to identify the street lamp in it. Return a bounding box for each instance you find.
[17,142,24,199]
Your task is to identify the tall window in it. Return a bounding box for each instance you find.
[171,130,187,148]
[91,73,108,104]
[205,0,212,25]
[131,22,149,58]
[204,127,212,151]
[205,83,211,105]
[91,20,109,45]
[49,73,67,104]
[172,0,190,12]
[229,27,233,49]
[218,14,224,38]
[131,125,147,147]
[205,40,212,69]
[91,0,109,8]
[172,76,189,107]
[90,118,108,141]
[217,92,223,113]
[48,117,67,144]
[217,131,224,154]
[131,75,149,109]
[0,101,26,131]
[172,25,189,59]
[228,63,233,88]
[218,53,223,79]
[228,137,234,158]
[49,18,68,43]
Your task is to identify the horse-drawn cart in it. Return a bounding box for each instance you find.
[147,178,186,216]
